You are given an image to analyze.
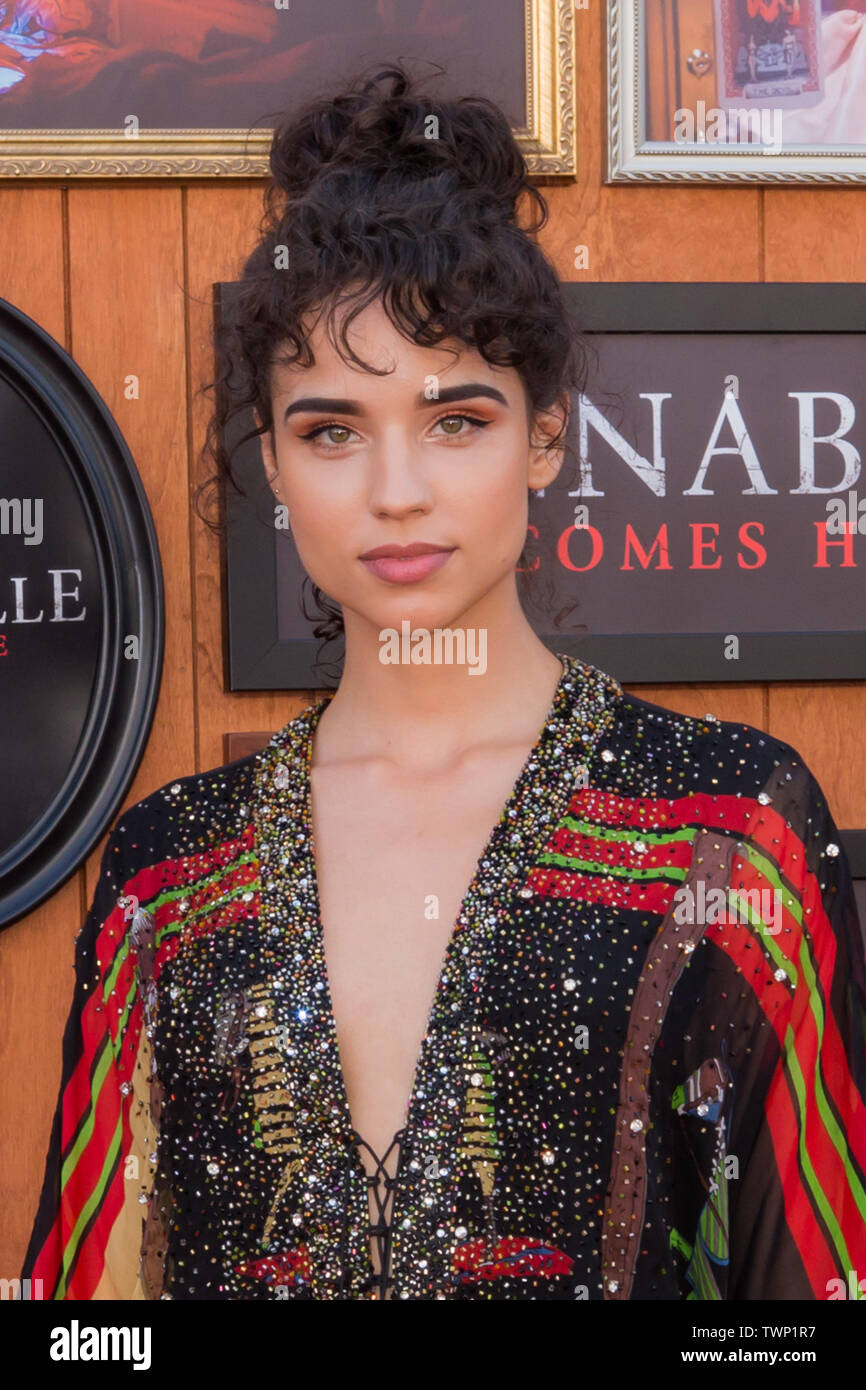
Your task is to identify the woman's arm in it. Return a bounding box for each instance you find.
[21,816,162,1300]
[726,756,866,1300]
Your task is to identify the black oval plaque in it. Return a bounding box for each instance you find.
[0,298,163,928]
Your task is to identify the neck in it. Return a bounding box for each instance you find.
[310,580,566,770]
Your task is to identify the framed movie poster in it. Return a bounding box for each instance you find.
[608,0,866,183]
[0,298,163,929]
[0,0,576,179]
[219,279,866,692]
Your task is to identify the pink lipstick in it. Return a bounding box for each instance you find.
[359,542,455,585]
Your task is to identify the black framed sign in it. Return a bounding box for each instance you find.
[220,280,866,690]
[526,281,866,683]
[0,299,163,929]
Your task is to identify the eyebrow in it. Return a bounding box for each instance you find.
[281,381,509,424]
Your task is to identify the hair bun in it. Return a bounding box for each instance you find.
[268,63,534,226]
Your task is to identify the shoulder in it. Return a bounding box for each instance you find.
[104,728,296,880]
[604,683,813,803]
[601,684,851,889]
[87,695,320,890]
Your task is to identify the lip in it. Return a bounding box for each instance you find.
[359,542,453,559]
[359,544,455,585]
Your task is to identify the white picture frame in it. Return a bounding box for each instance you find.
[607,0,866,184]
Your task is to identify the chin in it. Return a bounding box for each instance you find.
[378,596,487,635]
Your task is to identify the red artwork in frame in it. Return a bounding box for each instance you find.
[0,0,576,178]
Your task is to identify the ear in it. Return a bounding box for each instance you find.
[254,409,279,494]
[527,394,569,493]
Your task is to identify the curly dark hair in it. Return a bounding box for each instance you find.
[196,60,591,683]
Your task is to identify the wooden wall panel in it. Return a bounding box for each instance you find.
[0,189,66,338]
[1,10,864,1282]
[554,0,762,284]
[68,187,194,860]
[184,183,322,775]
[764,189,866,282]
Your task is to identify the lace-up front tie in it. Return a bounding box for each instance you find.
[339,1127,407,1300]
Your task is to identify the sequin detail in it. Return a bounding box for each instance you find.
[20,653,866,1302]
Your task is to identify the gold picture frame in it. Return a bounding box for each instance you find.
[0,0,576,179]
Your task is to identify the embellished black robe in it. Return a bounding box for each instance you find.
[22,656,866,1300]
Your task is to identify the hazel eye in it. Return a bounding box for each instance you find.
[302,422,357,448]
[433,413,489,438]
[321,424,352,445]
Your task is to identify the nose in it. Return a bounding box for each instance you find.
[366,429,434,518]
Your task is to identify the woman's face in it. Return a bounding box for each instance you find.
[257,294,566,636]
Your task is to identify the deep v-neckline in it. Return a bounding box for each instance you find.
[302,654,573,1160]
[253,651,624,1298]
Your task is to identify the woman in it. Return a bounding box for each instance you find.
[22,64,866,1301]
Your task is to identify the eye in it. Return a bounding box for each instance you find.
[300,411,491,453]
[301,422,359,450]
[432,412,491,439]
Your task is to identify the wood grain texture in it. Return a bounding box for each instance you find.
[1,10,863,1282]
[67,187,192,895]
[624,683,767,732]
[184,182,322,774]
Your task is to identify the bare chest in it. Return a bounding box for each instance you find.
[309,753,525,1160]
